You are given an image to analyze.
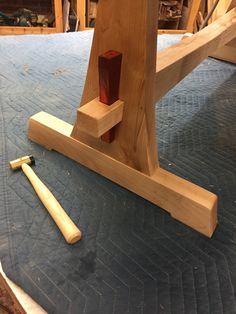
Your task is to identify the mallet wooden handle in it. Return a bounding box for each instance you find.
[21,163,81,244]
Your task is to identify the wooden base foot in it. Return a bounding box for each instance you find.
[28,112,218,237]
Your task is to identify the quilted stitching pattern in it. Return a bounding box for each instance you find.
[0,32,236,313]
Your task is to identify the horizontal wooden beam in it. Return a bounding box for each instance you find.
[208,1,236,63]
[0,26,57,35]
[155,7,236,102]
[28,112,217,237]
[158,29,187,35]
[77,98,124,137]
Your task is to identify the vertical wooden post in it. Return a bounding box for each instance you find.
[71,0,159,175]
[77,0,86,30]
[186,0,202,33]
[54,0,63,33]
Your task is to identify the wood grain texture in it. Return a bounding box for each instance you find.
[227,37,236,47]
[210,0,236,20]
[77,98,124,137]
[0,27,57,35]
[21,163,81,244]
[77,0,86,30]
[27,0,225,237]
[99,50,122,105]
[211,44,236,63]
[29,112,217,237]
[186,0,202,32]
[228,0,236,10]
[0,272,26,314]
[209,0,236,63]
[55,0,63,33]
[158,29,186,34]
[200,0,220,30]
[155,7,236,102]
[71,0,159,175]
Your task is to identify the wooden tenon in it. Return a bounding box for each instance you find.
[99,50,122,143]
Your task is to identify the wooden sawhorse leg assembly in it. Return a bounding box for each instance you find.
[28,0,236,237]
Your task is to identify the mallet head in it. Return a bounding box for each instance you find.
[9,155,35,171]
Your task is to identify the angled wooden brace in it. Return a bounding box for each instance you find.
[28,0,236,237]
[209,0,236,63]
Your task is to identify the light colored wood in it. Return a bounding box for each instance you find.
[227,38,236,47]
[209,0,236,22]
[76,0,97,30]
[208,0,213,23]
[0,26,57,35]
[28,112,217,237]
[209,0,236,63]
[206,0,213,19]
[27,0,220,237]
[197,11,204,28]
[71,0,159,176]
[77,98,124,137]
[155,7,236,102]
[77,0,86,30]
[21,163,81,244]
[186,0,202,32]
[211,45,236,63]
[9,156,33,171]
[158,29,186,34]
[200,0,220,30]
[54,0,63,33]
[228,0,236,10]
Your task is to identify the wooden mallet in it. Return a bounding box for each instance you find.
[9,155,81,244]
